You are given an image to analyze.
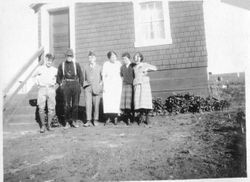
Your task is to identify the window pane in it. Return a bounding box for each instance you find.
[155,1,162,10]
[138,1,166,41]
[148,2,154,10]
[141,22,151,40]
[154,2,164,20]
[140,4,150,23]
[152,21,165,39]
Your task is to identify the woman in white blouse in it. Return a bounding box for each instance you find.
[102,51,122,125]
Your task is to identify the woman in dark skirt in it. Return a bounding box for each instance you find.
[120,52,135,125]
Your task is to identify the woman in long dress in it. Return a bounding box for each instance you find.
[102,51,122,124]
[133,52,157,125]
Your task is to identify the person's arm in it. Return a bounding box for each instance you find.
[99,66,103,85]
[32,67,41,86]
[77,62,84,87]
[56,63,63,85]
[102,62,108,82]
[53,67,60,89]
[120,66,123,77]
[146,63,157,71]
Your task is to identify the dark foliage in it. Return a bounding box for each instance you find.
[152,93,230,116]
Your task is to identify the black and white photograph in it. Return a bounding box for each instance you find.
[1,0,249,181]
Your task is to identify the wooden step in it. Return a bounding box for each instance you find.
[4,122,39,133]
[3,113,39,133]
[6,113,35,123]
[13,106,36,115]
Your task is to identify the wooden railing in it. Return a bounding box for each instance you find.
[3,47,44,111]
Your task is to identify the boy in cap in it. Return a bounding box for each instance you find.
[33,53,58,133]
[83,51,103,127]
[56,48,84,129]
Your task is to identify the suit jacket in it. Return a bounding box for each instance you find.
[83,63,102,95]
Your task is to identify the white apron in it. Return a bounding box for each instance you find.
[102,61,122,113]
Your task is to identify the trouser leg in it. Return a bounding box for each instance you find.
[39,108,46,126]
[72,82,80,121]
[63,83,72,125]
[47,88,56,129]
[93,94,100,121]
[37,88,46,132]
[85,87,92,121]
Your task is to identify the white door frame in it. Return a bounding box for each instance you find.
[40,3,76,55]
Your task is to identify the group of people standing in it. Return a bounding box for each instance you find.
[33,48,157,133]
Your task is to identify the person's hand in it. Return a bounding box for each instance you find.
[54,83,59,89]
[142,69,148,75]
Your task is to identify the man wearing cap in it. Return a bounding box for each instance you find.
[83,51,103,127]
[33,53,58,133]
[57,49,84,129]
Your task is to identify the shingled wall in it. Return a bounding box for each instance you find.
[75,1,208,99]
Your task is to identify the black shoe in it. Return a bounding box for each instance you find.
[71,122,79,128]
[47,126,54,131]
[93,120,99,126]
[40,126,45,133]
[83,121,91,127]
[64,123,70,130]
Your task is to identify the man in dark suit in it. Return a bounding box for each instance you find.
[83,51,103,127]
[56,49,84,129]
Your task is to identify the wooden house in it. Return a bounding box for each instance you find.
[3,0,209,129]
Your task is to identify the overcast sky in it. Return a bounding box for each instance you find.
[204,0,250,74]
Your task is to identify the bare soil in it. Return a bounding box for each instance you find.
[3,83,246,181]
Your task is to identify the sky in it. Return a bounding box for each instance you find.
[203,0,250,74]
[0,0,250,90]
[0,0,38,91]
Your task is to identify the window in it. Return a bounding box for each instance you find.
[133,0,172,47]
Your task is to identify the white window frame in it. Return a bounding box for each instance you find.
[40,3,76,55]
[133,0,172,47]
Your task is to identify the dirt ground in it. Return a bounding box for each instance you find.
[3,83,246,181]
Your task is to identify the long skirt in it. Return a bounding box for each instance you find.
[134,82,152,110]
[103,79,122,114]
[120,84,133,110]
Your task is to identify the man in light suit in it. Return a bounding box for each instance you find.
[83,51,103,126]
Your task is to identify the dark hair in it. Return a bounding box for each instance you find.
[88,51,96,57]
[45,53,54,60]
[107,51,117,59]
[122,52,131,59]
[133,52,144,62]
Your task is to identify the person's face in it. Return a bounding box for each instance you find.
[134,54,141,64]
[122,57,130,65]
[66,55,73,62]
[46,58,53,67]
[109,53,117,63]
[88,55,96,64]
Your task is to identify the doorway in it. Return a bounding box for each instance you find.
[49,8,70,66]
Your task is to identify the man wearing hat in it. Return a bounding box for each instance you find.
[33,53,58,133]
[83,51,103,127]
[57,49,84,129]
